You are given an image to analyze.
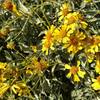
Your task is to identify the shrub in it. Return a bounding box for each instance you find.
[0,0,100,99]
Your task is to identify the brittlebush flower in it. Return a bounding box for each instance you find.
[7,41,15,50]
[64,12,80,25]
[42,25,55,55]
[85,52,95,63]
[63,31,86,54]
[11,82,29,96]
[92,76,100,90]
[0,62,7,82]
[2,0,21,16]
[32,57,48,74]
[26,57,48,75]
[58,3,71,21]
[64,12,88,29]
[0,62,7,70]
[0,83,10,97]
[0,27,10,38]
[84,35,100,54]
[65,61,86,82]
[53,25,68,43]
[0,74,6,82]
[53,24,77,43]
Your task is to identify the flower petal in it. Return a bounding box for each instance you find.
[74,74,80,82]
[78,71,86,78]
[66,72,71,78]
[92,82,100,90]
[65,64,71,69]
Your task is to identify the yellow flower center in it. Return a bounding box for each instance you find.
[95,38,100,44]
[88,37,95,45]
[97,76,100,83]
[70,36,78,45]
[45,31,52,41]
[70,66,79,75]
[3,0,13,11]
[44,41,51,48]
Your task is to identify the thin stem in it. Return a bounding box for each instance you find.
[12,16,29,40]
[40,0,50,27]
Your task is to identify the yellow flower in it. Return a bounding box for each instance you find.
[42,25,55,55]
[63,31,86,54]
[7,41,15,49]
[84,35,100,54]
[33,58,48,73]
[0,62,7,82]
[58,3,71,21]
[0,83,10,97]
[53,24,78,44]
[12,3,21,16]
[0,74,6,82]
[11,82,29,96]
[80,21,88,29]
[64,12,81,25]
[0,27,10,38]
[2,0,21,16]
[65,62,86,82]
[2,0,13,11]
[26,57,48,75]
[67,23,79,33]
[85,52,95,63]
[64,12,88,29]
[53,25,68,43]
[0,62,7,70]
[92,76,100,90]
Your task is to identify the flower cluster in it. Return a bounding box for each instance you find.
[25,56,48,75]
[42,3,100,90]
[2,0,21,16]
[0,56,48,97]
[42,3,100,55]
[42,3,88,55]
